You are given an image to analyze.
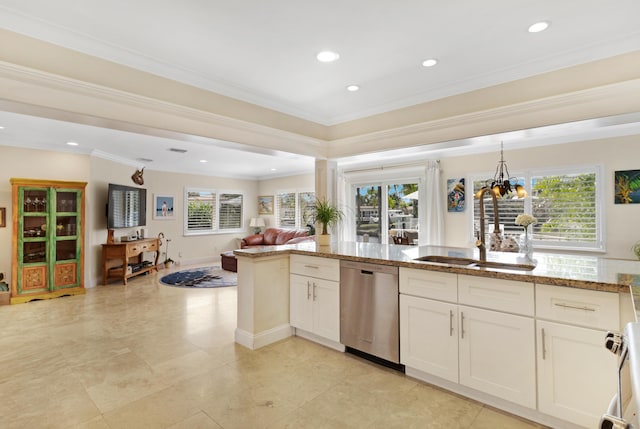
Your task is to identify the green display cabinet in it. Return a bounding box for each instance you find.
[10,178,87,304]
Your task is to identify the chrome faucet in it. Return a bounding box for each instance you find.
[475,187,500,262]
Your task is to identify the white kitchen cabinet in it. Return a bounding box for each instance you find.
[289,273,314,332]
[310,277,341,341]
[289,255,340,343]
[536,284,619,428]
[400,268,536,410]
[458,305,536,409]
[400,294,458,382]
[537,320,617,428]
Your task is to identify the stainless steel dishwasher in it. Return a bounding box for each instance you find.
[340,260,400,364]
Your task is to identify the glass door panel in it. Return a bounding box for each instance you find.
[56,241,77,262]
[55,215,77,237]
[23,215,47,238]
[24,241,47,263]
[56,191,77,213]
[389,183,419,245]
[356,185,382,243]
[23,190,48,213]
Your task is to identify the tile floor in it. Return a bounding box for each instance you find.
[0,267,548,428]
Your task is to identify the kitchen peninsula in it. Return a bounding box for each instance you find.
[234,242,640,429]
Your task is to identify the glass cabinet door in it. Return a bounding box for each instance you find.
[54,190,80,270]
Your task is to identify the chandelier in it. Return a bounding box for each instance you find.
[475,142,527,198]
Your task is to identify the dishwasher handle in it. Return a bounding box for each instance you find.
[360,270,374,275]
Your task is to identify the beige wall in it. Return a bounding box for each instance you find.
[440,135,640,259]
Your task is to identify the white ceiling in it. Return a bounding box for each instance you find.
[1,0,639,177]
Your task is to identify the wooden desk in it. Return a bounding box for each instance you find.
[101,238,160,285]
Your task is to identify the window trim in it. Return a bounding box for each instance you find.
[468,164,604,252]
[183,187,245,236]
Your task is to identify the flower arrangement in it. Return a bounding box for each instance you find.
[515,214,537,256]
[515,214,537,228]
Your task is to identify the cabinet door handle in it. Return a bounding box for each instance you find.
[307,281,311,300]
[541,328,547,360]
[460,312,465,339]
[449,310,454,336]
[304,265,319,269]
[313,283,317,301]
[553,302,596,312]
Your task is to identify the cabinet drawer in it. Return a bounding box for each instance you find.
[126,245,142,257]
[142,242,158,252]
[290,254,339,281]
[399,268,457,302]
[458,274,534,316]
[536,283,619,330]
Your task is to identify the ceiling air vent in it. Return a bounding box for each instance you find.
[136,157,153,162]
[169,148,188,153]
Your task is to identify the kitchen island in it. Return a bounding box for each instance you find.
[233,242,640,429]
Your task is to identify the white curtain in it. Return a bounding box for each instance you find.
[424,160,444,245]
[336,172,353,243]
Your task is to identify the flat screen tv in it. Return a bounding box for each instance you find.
[106,183,147,229]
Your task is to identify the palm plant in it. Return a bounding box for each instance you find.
[313,198,344,235]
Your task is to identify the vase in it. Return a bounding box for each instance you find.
[519,228,532,257]
[317,234,331,246]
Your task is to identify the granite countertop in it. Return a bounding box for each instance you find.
[235,242,640,295]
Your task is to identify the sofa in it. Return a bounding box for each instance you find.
[240,227,313,248]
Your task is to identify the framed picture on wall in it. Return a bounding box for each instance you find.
[258,195,273,215]
[153,195,175,219]
[447,178,465,212]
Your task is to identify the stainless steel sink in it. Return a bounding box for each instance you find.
[414,255,536,271]
[414,255,476,265]
[472,260,536,271]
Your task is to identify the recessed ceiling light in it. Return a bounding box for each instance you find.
[422,59,438,67]
[528,21,550,33]
[317,51,340,62]
[270,168,277,171]
[0,126,5,129]
[199,159,208,163]
[66,141,78,146]
[346,85,360,92]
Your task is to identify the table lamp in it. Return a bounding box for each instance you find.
[250,217,265,234]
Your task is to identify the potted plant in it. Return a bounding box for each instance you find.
[313,198,344,246]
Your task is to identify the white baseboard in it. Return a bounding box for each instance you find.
[405,366,583,429]
[234,324,293,350]
[293,328,346,352]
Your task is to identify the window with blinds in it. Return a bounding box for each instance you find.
[472,166,601,251]
[186,190,215,233]
[531,172,598,246]
[275,190,315,229]
[219,193,243,230]
[185,188,244,235]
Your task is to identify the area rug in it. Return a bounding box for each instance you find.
[160,266,237,288]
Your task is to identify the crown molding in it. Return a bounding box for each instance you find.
[0,61,328,158]
[327,78,640,159]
